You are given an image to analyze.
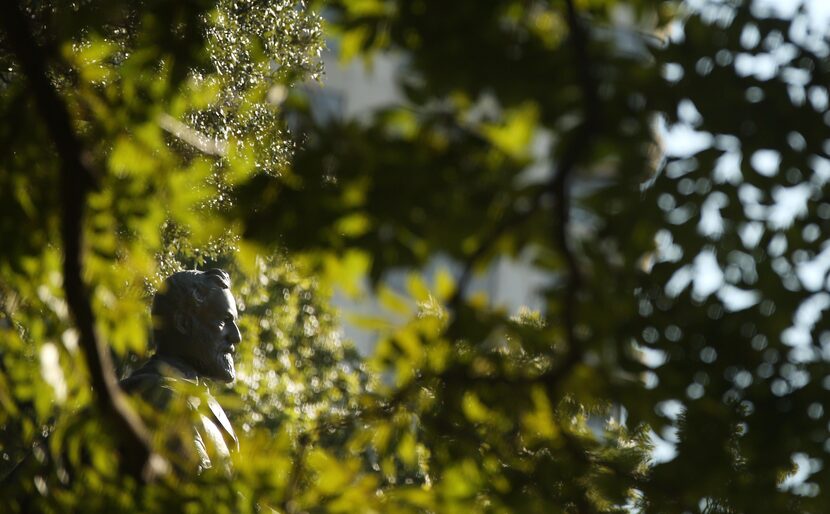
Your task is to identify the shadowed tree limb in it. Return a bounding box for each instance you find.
[445,0,602,399]
[397,0,602,444]
[545,3,602,512]
[0,0,158,482]
[448,1,600,334]
[297,6,607,510]
[544,0,602,382]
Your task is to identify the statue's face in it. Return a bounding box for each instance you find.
[183,287,241,383]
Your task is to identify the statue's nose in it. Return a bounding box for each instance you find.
[226,322,242,344]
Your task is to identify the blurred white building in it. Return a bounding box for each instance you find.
[312,10,658,354]
[312,47,554,355]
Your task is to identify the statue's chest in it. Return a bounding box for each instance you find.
[188,392,238,470]
[199,412,232,462]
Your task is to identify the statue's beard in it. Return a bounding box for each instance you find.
[186,322,236,383]
[217,351,235,382]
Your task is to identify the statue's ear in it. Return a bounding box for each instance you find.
[174,311,191,335]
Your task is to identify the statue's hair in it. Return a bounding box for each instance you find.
[151,268,231,352]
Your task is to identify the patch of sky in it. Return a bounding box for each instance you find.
[738,221,764,250]
[654,229,684,263]
[687,0,737,27]
[788,83,807,106]
[781,65,811,87]
[768,233,788,258]
[657,399,684,420]
[665,158,698,179]
[767,184,811,229]
[677,99,702,126]
[698,191,727,238]
[717,284,760,312]
[808,86,829,112]
[780,452,823,497]
[781,293,830,360]
[810,155,830,185]
[734,51,778,80]
[740,22,761,49]
[661,62,684,83]
[728,250,759,283]
[755,0,830,39]
[662,246,759,309]
[692,249,724,299]
[665,265,693,297]
[647,399,685,464]
[637,343,668,368]
[649,428,679,464]
[662,124,713,159]
[713,149,742,184]
[796,244,830,291]
[738,183,767,221]
[750,149,780,177]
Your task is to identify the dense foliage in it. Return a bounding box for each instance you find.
[3,0,830,512]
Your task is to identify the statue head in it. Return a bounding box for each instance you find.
[151,269,241,383]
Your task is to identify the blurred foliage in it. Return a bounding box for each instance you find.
[3,0,830,512]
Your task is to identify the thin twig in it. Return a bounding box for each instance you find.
[282,432,310,514]
[0,0,157,482]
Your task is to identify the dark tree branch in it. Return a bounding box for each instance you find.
[542,6,603,512]
[388,0,603,442]
[543,0,602,388]
[333,9,605,511]
[0,1,157,482]
[448,2,600,360]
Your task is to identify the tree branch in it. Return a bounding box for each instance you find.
[448,2,600,365]
[543,0,602,390]
[0,1,158,482]
[398,1,602,447]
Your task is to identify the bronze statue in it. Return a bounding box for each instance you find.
[121,269,241,473]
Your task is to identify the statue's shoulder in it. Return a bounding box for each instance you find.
[120,356,191,410]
